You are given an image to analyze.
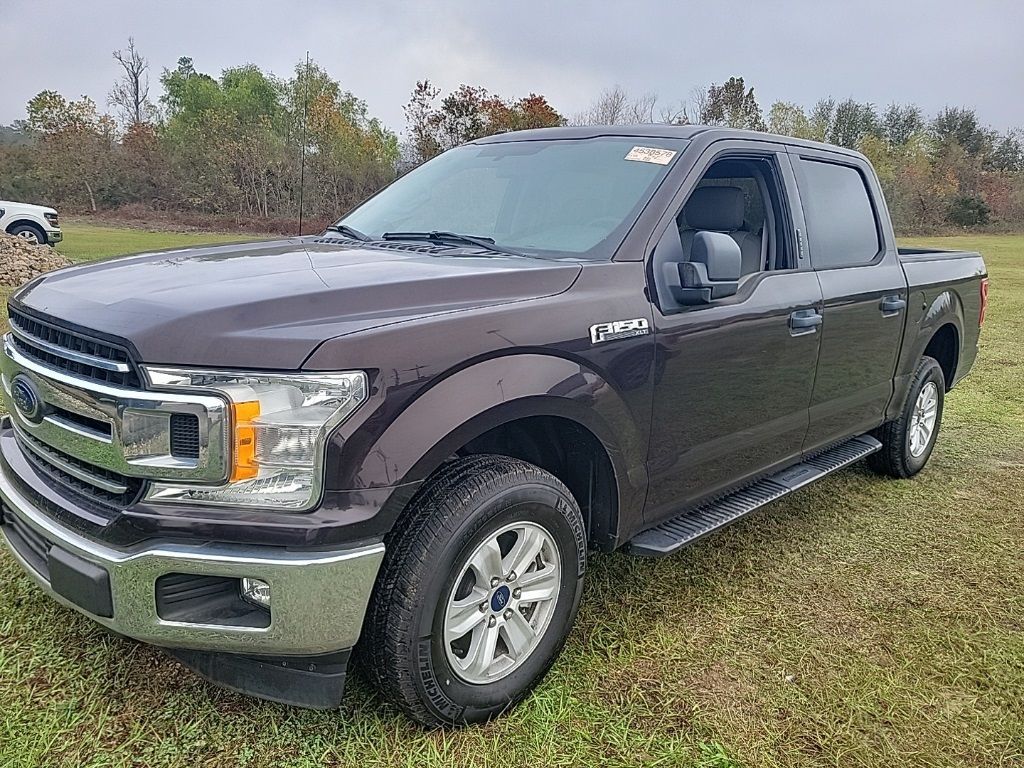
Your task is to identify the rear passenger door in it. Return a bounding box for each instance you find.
[790,149,908,453]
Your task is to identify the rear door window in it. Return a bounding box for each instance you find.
[796,159,880,269]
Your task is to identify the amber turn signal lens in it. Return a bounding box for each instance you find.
[230,400,261,481]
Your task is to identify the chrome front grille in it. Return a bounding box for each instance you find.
[7,307,142,389]
[14,427,144,513]
[1,318,230,499]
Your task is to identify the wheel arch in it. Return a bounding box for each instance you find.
[918,289,965,390]
[923,323,960,391]
[5,217,47,238]
[338,353,648,551]
[888,288,965,422]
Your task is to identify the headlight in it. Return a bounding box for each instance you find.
[142,368,367,510]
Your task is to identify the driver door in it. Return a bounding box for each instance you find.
[644,142,823,521]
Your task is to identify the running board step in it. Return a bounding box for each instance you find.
[627,435,882,557]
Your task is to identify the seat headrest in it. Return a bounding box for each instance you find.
[683,186,745,231]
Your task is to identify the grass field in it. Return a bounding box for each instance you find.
[54,221,260,264]
[0,230,1022,767]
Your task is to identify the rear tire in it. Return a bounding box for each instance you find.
[363,455,586,727]
[7,223,46,245]
[868,356,945,478]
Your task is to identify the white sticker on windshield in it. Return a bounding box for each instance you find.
[625,146,677,165]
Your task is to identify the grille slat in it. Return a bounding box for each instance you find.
[169,413,200,460]
[7,308,141,389]
[14,429,143,515]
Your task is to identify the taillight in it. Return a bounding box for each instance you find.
[979,277,989,326]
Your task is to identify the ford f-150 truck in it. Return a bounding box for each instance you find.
[0,126,987,726]
[1,199,63,245]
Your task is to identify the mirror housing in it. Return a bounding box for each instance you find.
[673,231,741,305]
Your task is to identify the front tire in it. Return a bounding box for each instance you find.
[363,455,587,727]
[869,356,945,478]
[7,223,46,245]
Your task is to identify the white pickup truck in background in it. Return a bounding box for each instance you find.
[0,200,62,245]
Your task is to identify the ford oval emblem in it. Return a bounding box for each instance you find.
[10,375,45,424]
[490,585,511,612]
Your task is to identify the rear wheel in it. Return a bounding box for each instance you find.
[869,356,945,478]
[363,455,586,726]
[7,223,46,245]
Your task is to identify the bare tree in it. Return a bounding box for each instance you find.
[575,86,690,126]
[689,85,710,125]
[573,86,630,125]
[109,37,152,127]
[628,92,658,123]
[658,100,690,125]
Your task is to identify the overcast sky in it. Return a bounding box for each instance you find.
[2,0,1022,134]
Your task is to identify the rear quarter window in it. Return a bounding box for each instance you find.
[797,159,880,269]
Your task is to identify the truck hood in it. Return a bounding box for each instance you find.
[14,237,582,369]
[1,200,57,216]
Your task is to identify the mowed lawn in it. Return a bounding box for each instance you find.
[55,221,261,264]
[0,231,1022,767]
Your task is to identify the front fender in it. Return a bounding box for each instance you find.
[2,211,50,233]
[329,353,648,536]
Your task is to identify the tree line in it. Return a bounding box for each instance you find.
[1,42,1021,234]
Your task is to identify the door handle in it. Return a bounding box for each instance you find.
[789,308,823,335]
[880,295,906,315]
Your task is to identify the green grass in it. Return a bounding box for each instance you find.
[54,221,260,264]
[1,232,1023,767]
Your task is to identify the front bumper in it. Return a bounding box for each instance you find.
[0,444,384,656]
[45,229,62,244]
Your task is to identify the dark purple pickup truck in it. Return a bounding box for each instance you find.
[0,125,987,726]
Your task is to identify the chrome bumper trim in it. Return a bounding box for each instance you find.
[0,459,384,655]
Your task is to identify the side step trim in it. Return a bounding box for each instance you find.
[627,435,882,557]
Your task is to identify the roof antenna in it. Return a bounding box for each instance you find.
[297,50,310,237]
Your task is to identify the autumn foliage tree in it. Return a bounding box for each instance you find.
[25,91,119,211]
[404,80,564,164]
[2,48,1023,235]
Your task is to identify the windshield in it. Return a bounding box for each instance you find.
[337,136,687,260]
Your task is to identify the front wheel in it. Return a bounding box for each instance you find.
[8,223,46,245]
[869,356,945,478]
[363,455,587,726]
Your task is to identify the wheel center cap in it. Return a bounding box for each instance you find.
[490,585,511,612]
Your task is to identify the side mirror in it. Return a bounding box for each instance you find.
[673,231,741,305]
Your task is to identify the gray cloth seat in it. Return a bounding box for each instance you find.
[679,186,762,276]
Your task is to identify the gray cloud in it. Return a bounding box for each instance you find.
[2,0,1022,132]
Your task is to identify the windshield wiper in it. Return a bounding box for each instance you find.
[381,230,524,257]
[324,224,371,242]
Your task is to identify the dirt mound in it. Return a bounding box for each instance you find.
[1,235,73,286]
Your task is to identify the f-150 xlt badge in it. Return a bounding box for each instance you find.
[589,318,650,344]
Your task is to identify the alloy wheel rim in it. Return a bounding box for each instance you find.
[443,520,561,685]
[909,381,939,458]
[16,230,39,244]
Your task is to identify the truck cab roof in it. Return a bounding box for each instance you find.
[472,123,869,160]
